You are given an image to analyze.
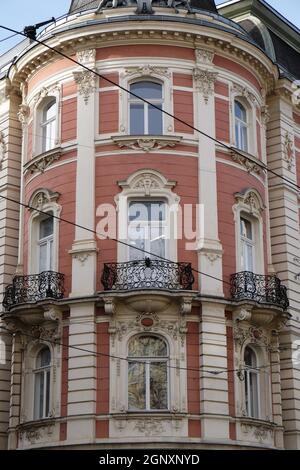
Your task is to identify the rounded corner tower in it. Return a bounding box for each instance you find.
[1,0,299,452]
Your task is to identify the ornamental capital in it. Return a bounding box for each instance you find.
[193,68,218,103]
[73,70,97,105]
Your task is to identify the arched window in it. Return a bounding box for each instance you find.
[128,335,169,411]
[244,346,260,418]
[235,100,248,152]
[34,346,51,420]
[129,81,163,135]
[128,201,166,260]
[38,215,54,272]
[240,216,254,272]
[41,99,56,152]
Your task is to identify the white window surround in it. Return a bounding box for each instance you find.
[28,189,61,274]
[233,189,265,275]
[34,346,51,420]
[32,86,61,157]
[21,341,60,423]
[244,345,260,419]
[230,91,257,157]
[109,325,187,415]
[115,169,180,263]
[119,69,173,136]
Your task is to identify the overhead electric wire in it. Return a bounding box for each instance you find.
[0,20,296,291]
[0,325,273,378]
[0,22,299,197]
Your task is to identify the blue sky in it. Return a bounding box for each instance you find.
[0,0,299,54]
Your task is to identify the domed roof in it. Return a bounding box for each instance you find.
[69,0,217,14]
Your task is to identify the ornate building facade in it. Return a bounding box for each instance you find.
[0,0,299,450]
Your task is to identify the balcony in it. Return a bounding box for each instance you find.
[3,271,64,310]
[230,271,289,310]
[101,258,195,291]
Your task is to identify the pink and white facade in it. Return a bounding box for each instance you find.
[0,0,300,450]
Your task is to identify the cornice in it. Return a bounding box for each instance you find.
[7,17,277,95]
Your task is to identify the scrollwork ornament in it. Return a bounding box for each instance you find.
[0,131,6,168]
[193,68,218,103]
[73,70,96,105]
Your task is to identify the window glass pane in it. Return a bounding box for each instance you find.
[39,243,48,272]
[129,202,149,222]
[244,347,257,367]
[240,218,252,240]
[129,202,165,222]
[128,224,146,260]
[246,244,253,271]
[40,217,53,239]
[235,123,240,148]
[46,370,50,417]
[241,125,248,151]
[130,104,144,135]
[150,362,168,409]
[150,225,165,258]
[34,371,44,419]
[235,101,246,122]
[148,105,162,135]
[131,82,162,100]
[249,372,259,418]
[128,336,167,357]
[44,101,56,121]
[128,362,146,410]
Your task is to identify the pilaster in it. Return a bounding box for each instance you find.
[70,50,98,297]
[193,49,223,297]
[67,303,97,443]
[199,302,229,440]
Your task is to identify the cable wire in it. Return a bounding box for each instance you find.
[0,24,300,195]
[0,325,272,377]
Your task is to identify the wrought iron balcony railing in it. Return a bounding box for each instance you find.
[230,271,289,310]
[3,271,64,309]
[101,258,195,291]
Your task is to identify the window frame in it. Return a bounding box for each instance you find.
[230,90,257,156]
[128,80,164,136]
[234,99,249,152]
[38,215,54,272]
[127,334,169,412]
[41,99,57,153]
[240,216,255,272]
[244,345,260,419]
[33,346,51,420]
[119,70,173,136]
[127,199,168,261]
